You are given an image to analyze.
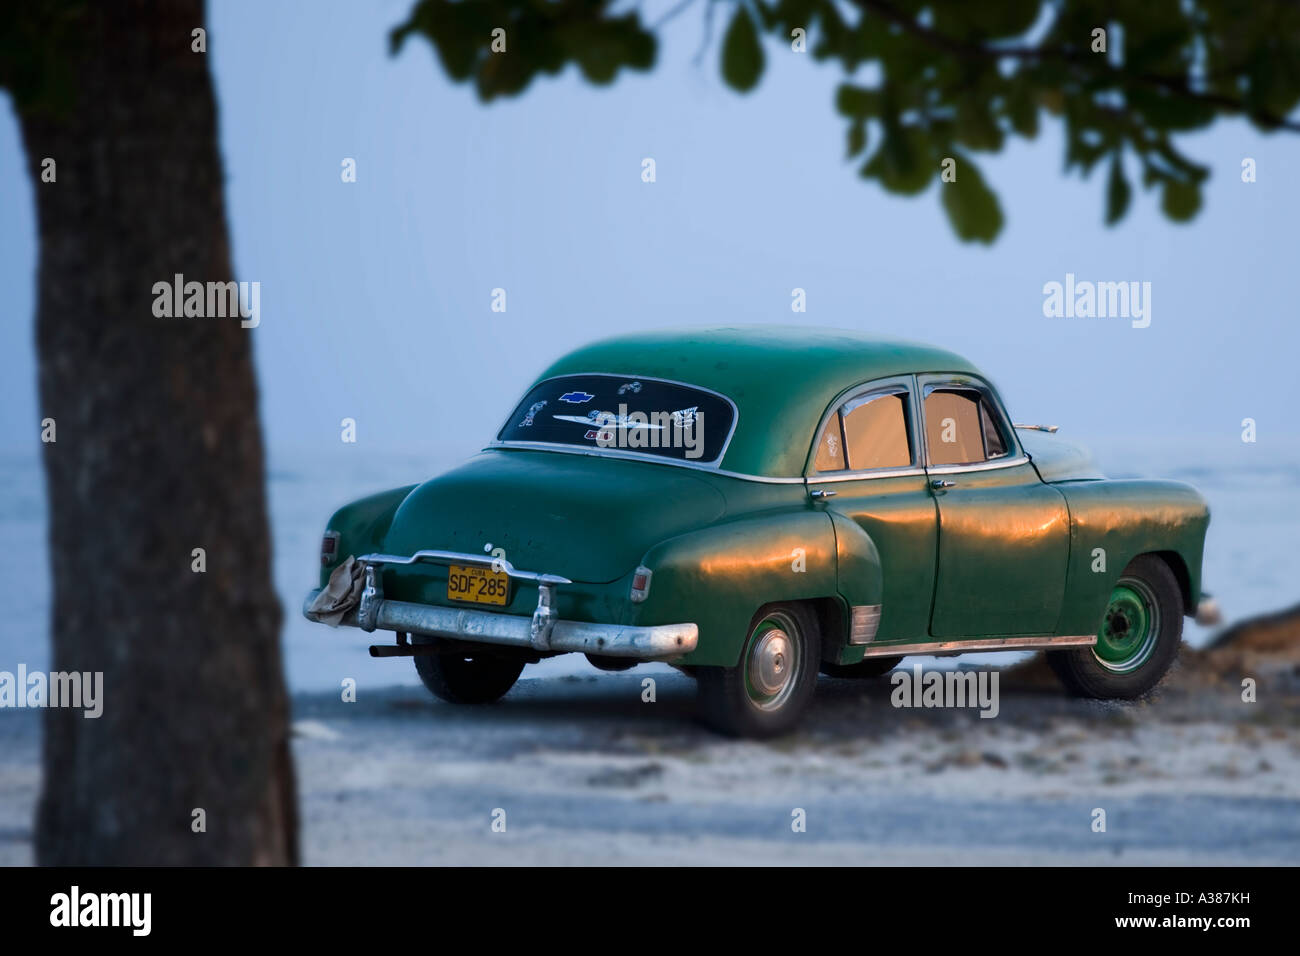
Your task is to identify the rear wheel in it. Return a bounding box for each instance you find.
[414,649,524,705]
[697,604,821,738]
[1047,554,1183,699]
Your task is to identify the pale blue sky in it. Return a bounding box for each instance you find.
[1,0,1296,463]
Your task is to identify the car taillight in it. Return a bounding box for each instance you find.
[321,531,340,566]
[630,566,653,603]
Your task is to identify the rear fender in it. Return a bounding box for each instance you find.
[626,510,839,667]
[825,512,885,665]
[319,485,417,588]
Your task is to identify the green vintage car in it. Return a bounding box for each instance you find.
[304,327,1213,737]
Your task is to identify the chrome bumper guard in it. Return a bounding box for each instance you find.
[1195,595,1222,627]
[302,549,698,659]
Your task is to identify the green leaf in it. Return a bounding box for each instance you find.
[862,121,934,195]
[1038,89,1065,116]
[955,95,1004,151]
[933,0,1039,39]
[846,120,867,158]
[722,5,765,93]
[1161,179,1202,221]
[1127,88,1216,132]
[940,154,1004,243]
[815,0,860,64]
[568,17,657,85]
[1105,152,1131,225]
[835,84,881,118]
[979,0,1041,37]
[1004,83,1039,138]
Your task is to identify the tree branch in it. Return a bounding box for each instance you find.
[845,0,1300,132]
[653,0,700,30]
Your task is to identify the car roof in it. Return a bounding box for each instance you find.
[535,325,981,477]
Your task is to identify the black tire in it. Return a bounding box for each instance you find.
[697,603,821,738]
[414,649,524,705]
[585,653,638,672]
[1047,554,1183,699]
[820,655,903,679]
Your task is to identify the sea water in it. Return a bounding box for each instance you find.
[1,436,1296,691]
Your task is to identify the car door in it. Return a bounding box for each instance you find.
[919,374,1070,637]
[806,376,938,643]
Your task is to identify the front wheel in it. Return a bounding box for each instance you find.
[414,649,524,705]
[1047,554,1183,699]
[697,604,821,738]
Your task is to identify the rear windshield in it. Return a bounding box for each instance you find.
[496,374,734,464]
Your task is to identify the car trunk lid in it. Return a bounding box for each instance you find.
[380,448,727,584]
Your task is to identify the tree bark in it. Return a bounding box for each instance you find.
[17,0,297,864]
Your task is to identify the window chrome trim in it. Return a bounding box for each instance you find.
[804,374,921,480]
[916,372,1024,470]
[493,371,741,468]
[483,441,808,484]
[807,467,927,484]
[925,454,1031,476]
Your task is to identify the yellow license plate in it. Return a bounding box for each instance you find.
[447,564,509,606]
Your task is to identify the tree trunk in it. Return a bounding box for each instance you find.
[16,0,297,864]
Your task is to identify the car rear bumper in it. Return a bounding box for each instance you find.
[302,588,698,660]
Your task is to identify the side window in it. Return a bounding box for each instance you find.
[814,385,914,473]
[842,391,912,470]
[814,413,846,471]
[924,386,1010,466]
[981,402,1007,458]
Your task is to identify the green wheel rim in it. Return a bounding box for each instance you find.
[1093,576,1160,673]
[743,612,801,712]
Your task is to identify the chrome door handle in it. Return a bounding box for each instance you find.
[809,489,837,499]
[930,479,956,490]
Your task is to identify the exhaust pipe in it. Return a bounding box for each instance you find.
[368,633,442,657]
[369,643,444,658]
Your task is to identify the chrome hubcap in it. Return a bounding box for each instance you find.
[746,616,801,711]
[750,629,791,696]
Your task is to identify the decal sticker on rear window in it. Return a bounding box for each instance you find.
[519,401,546,427]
